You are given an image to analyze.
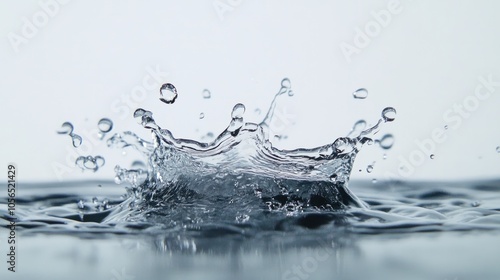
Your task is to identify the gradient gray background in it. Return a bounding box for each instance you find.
[1,0,500,182]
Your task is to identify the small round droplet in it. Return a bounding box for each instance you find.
[281,78,291,89]
[353,88,368,99]
[57,122,74,135]
[231,103,245,119]
[72,134,82,147]
[287,90,294,97]
[430,154,435,159]
[383,154,387,160]
[372,179,377,184]
[202,89,211,99]
[199,113,205,119]
[496,146,500,153]
[366,165,374,173]
[159,83,178,104]
[98,118,113,133]
[444,125,449,130]
[254,108,261,115]
[379,134,395,150]
[382,107,397,122]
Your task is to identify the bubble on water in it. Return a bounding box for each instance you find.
[199,113,205,119]
[57,122,74,135]
[353,88,368,99]
[231,103,245,119]
[378,134,395,150]
[72,134,82,147]
[382,107,396,122]
[202,89,211,99]
[281,78,291,89]
[430,154,435,159]
[77,200,85,209]
[159,83,178,104]
[98,118,113,133]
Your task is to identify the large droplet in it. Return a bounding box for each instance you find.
[72,134,82,147]
[57,122,74,135]
[231,103,245,119]
[98,118,113,133]
[159,83,178,104]
[133,108,146,118]
[202,89,211,99]
[378,134,395,149]
[382,107,396,122]
[353,88,368,99]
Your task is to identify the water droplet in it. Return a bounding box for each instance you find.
[382,107,396,122]
[372,179,377,184]
[77,200,85,209]
[378,134,395,149]
[133,108,146,118]
[281,78,291,89]
[254,108,261,115]
[496,146,500,153]
[202,89,211,99]
[92,197,98,204]
[199,113,205,119]
[444,125,449,130]
[366,165,374,173]
[57,122,74,135]
[231,103,245,119]
[383,154,387,160]
[287,90,295,97]
[353,88,368,99]
[430,154,435,159]
[471,201,480,207]
[236,214,250,223]
[72,134,82,147]
[98,118,113,133]
[159,83,178,104]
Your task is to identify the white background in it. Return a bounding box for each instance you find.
[1,0,500,182]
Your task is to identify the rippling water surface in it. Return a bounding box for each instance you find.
[1,79,499,280]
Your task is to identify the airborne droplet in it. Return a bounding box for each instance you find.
[159,83,178,104]
[366,165,374,173]
[382,107,396,122]
[281,78,291,89]
[353,88,368,99]
[98,118,113,133]
[378,134,395,150]
[199,113,205,119]
[496,146,500,153]
[57,122,74,135]
[72,134,83,148]
[430,154,435,159]
[202,89,211,99]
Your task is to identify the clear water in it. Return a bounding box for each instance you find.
[1,79,500,280]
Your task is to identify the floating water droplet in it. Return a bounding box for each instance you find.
[382,107,396,122]
[430,154,435,159]
[133,108,146,118]
[75,155,105,172]
[366,165,374,173]
[57,122,74,135]
[281,78,291,89]
[496,146,500,153]
[231,103,245,119]
[159,83,178,104]
[254,108,261,115]
[372,179,377,184]
[72,134,82,147]
[287,90,295,97]
[202,89,211,99]
[353,88,368,99]
[378,134,395,150]
[98,118,113,133]
[383,154,387,160]
[444,125,449,130]
[199,113,205,119]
